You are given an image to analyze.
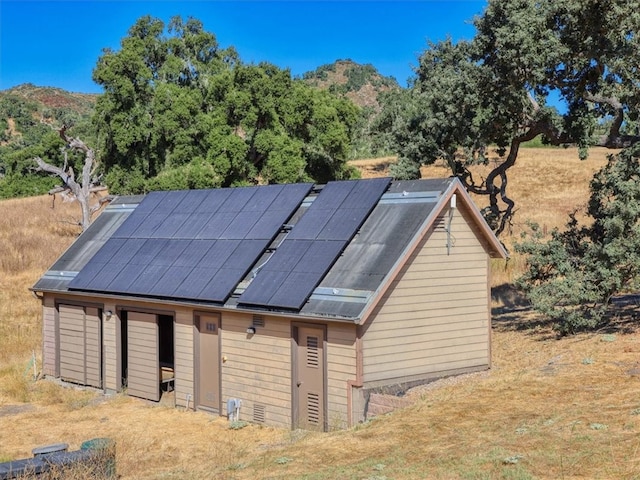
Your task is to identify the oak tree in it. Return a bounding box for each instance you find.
[376,0,640,235]
[93,16,358,194]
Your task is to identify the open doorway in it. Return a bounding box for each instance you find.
[120,310,174,401]
[158,314,175,393]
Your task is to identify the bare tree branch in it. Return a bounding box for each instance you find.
[33,127,110,231]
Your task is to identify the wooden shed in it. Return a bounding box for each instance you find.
[32,177,507,430]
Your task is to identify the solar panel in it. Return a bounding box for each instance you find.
[173,189,209,213]
[219,210,263,239]
[132,191,168,214]
[194,188,231,213]
[68,183,314,302]
[130,213,169,238]
[155,213,191,238]
[128,265,171,294]
[174,213,212,239]
[104,263,146,292]
[85,238,127,264]
[266,272,321,310]
[239,178,390,310]
[316,208,370,241]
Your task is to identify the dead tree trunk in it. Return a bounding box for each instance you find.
[33,127,110,232]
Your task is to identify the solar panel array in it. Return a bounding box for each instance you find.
[68,183,313,302]
[238,177,391,310]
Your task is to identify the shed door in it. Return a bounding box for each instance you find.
[59,304,102,388]
[84,307,102,388]
[126,312,159,401]
[293,325,326,431]
[196,314,220,411]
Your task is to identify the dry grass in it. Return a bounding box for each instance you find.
[2,149,640,479]
[0,196,79,375]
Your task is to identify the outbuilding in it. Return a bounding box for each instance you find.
[32,177,507,430]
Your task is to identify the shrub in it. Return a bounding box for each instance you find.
[516,144,640,334]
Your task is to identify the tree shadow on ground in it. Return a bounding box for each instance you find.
[491,283,640,337]
[491,284,555,336]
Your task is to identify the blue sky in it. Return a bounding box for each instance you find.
[0,1,486,94]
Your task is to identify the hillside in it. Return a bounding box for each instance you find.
[0,84,97,146]
[302,59,400,111]
[3,148,640,479]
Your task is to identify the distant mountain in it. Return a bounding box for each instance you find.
[301,59,401,111]
[3,83,98,114]
[0,84,97,148]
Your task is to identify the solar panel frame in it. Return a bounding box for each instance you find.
[68,182,314,302]
[219,210,264,239]
[104,263,146,292]
[265,272,325,310]
[196,211,240,239]
[287,208,334,240]
[148,266,194,297]
[130,212,169,238]
[235,269,290,306]
[128,264,171,295]
[315,207,372,241]
[174,212,213,239]
[154,213,191,239]
[83,238,127,264]
[172,189,210,213]
[194,188,232,214]
[238,178,390,310]
[112,238,147,265]
[171,239,215,268]
[82,262,125,291]
[197,268,247,301]
[129,238,170,265]
[131,191,168,214]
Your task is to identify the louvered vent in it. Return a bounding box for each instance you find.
[253,403,266,424]
[435,216,446,230]
[252,315,265,327]
[306,336,319,367]
[307,393,320,425]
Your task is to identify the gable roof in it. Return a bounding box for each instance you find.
[32,177,507,323]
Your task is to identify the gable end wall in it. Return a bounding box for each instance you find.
[361,204,491,387]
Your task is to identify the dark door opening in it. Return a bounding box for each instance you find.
[120,310,128,390]
[158,314,175,393]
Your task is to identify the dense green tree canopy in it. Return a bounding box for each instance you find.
[376,0,640,235]
[93,16,359,194]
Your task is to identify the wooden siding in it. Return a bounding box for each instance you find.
[126,312,159,401]
[59,304,86,384]
[326,322,357,430]
[362,204,491,387]
[42,295,56,377]
[174,308,194,408]
[221,312,292,428]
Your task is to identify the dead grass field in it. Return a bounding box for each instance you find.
[2,148,640,479]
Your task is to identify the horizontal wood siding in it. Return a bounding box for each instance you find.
[127,312,159,401]
[362,204,491,386]
[59,304,85,384]
[326,323,357,430]
[221,312,292,429]
[174,308,194,408]
[42,296,56,377]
